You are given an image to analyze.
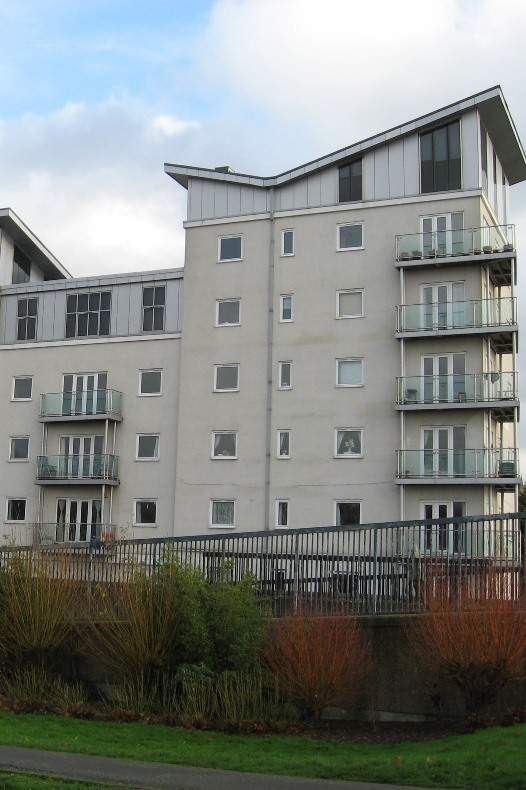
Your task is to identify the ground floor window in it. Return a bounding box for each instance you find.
[335,501,361,527]
[211,500,235,527]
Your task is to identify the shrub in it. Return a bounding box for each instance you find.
[261,612,371,718]
[0,664,88,713]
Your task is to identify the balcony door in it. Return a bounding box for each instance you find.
[56,498,102,542]
[62,372,107,416]
[421,212,463,257]
[60,435,104,478]
[422,354,466,402]
[421,501,466,553]
[422,281,465,329]
[422,426,465,477]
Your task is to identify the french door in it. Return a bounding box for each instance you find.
[56,498,102,542]
[422,426,466,477]
[422,281,465,329]
[60,435,104,478]
[421,212,463,257]
[421,501,466,553]
[422,354,466,402]
[62,372,107,416]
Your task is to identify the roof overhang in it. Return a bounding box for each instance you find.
[0,208,70,280]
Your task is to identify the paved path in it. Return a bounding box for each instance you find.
[0,745,458,790]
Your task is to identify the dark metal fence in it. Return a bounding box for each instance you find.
[4,512,525,616]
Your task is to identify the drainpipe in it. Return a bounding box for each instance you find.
[264,187,276,530]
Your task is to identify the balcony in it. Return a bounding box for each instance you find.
[395,225,515,286]
[34,523,117,545]
[397,372,518,418]
[36,454,119,485]
[40,389,122,422]
[396,448,520,485]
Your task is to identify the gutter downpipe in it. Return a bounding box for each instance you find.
[264,187,275,531]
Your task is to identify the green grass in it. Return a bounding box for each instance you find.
[0,711,525,789]
[0,775,132,790]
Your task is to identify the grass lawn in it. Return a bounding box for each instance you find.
[0,711,525,790]
[0,775,133,790]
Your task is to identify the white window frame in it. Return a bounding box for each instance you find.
[277,430,291,458]
[278,361,292,390]
[336,289,364,319]
[212,431,238,459]
[335,428,363,458]
[5,497,27,523]
[9,436,30,461]
[210,499,236,528]
[337,222,364,251]
[218,234,243,262]
[133,499,158,527]
[214,364,240,392]
[276,499,289,528]
[12,376,33,401]
[334,500,361,527]
[135,434,160,461]
[281,229,295,257]
[216,298,241,327]
[336,358,364,387]
[138,369,162,396]
[279,294,293,322]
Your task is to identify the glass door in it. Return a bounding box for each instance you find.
[56,498,102,542]
[60,435,104,478]
[422,354,466,402]
[422,501,466,553]
[62,372,107,416]
[422,426,466,477]
[421,213,463,257]
[422,282,465,330]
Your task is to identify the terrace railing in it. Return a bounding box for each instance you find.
[396,224,515,261]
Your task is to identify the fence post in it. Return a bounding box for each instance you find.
[372,524,378,615]
[292,530,300,614]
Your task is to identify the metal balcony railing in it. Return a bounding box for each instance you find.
[36,454,119,482]
[40,389,122,419]
[397,372,518,405]
[396,297,516,332]
[34,523,116,545]
[396,448,519,480]
[396,224,515,261]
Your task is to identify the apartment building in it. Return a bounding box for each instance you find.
[0,86,524,544]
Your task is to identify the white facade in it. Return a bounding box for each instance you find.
[1,87,525,543]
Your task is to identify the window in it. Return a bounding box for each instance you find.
[218,235,242,261]
[12,377,33,401]
[66,291,111,338]
[139,369,162,395]
[420,119,461,193]
[17,297,38,341]
[338,159,363,202]
[142,285,166,332]
[335,429,363,457]
[211,499,235,527]
[280,294,293,322]
[277,430,290,458]
[216,299,240,326]
[9,437,29,461]
[335,501,361,527]
[214,364,239,391]
[136,434,160,460]
[337,223,363,250]
[281,229,294,256]
[12,247,31,284]
[134,499,157,526]
[276,500,289,528]
[422,501,466,553]
[278,361,292,389]
[480,121,488,195]
[337,290,363,318]
[6,498,27,522]
[336,358,363,387]
[212,431,237,458]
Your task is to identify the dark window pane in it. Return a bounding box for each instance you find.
[28,298,38,315]
[143,287,154,307]
[99,311,110,336]
[14,378,32,399]
[137,501,156,524]
[67,294,77,313]
[141,370,161,394]
[338,159,362,202]
[100,292,111,310]
[12,248,31,284]
[220,236,242,260]
[88,312,99,336]
[339,165,351,202]
[421,120,461,193]
[218,300,240,324]
[26,317,36,339]
[17,300,28,318]
[154,286,165,306]
[339,224,363,248]
[77,293,89,312]
[77,313,88,336]
[17,320,26,341]
[216,366,238,389]
[89,292,100,310]
[153,306,164,330]
[8,499,26,520]
[143,307,153,332]
[337,502,360,526]
[65,313,76,337]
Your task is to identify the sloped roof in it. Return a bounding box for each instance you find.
[0,208,71,280]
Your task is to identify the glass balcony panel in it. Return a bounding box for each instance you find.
[397,372,517,405]
[396,224,515,261]
[397,298,515,332]
[397,449,518,478]
[37,454,118,481]
[40,389,122,419]
[35,522,116,544]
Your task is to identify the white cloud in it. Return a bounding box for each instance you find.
[151,114,200,139]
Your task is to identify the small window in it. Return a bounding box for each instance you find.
[281,230,294,256]
[9,437,29,461]
[218,235,242,261]
[139,370,162,396]
[6,498,27,522]
[142,285,166,332]
[276,500,289,528]
[338,159,363,203]
[336,358,363,387]
[134,499,157,526]
[12,377,33,401]
[212,431,237,459]
[65,291,111,338]
[214,364,239,391]
[17,297,38,341]
[277,430,290,458]
[337,290,363,319]
[278,362,292,389]
[337,223,363,250]
[136,434,160,460]
[335,429,363,457]
[12,247,31,284]
[335,501,361,527]
[216,299,240,326]
[211,499,235,527]
[280,295,293,322]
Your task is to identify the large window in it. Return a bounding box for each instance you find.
[338,159,362,202]
[335,429,363,457]
[139,369,162,396]
[142,285,165,331]
[66,292,111,338]
[336,358,363,387]
[12,247,31,284]
[218,235,242,261]
[214,364,239,391]
[12,377,33,401]
[216,299,240,326]
[17,297,38,341]
[211,500,235,527]
[335,501,361,527]
[6,498,27,522]
[212,431,237,459]
[9,437,29,461]
[337,223,363,251]
[420,120,461,193]
[134,499,157,526]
